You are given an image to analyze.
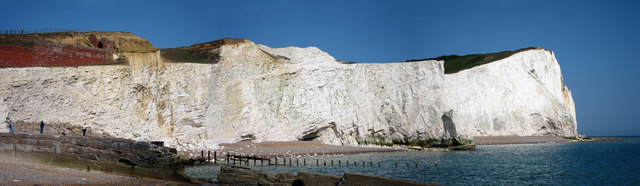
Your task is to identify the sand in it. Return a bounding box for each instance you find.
[0,161,189,185]
[473,136,571,145]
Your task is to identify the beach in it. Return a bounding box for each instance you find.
[214,136,570,158]
[0,135,573,185]
[186,137,640,185]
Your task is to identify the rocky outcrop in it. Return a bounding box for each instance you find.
[0,133,189,182]
[217,165,299,185]
[217,165,434,186]
[343,173,435,186]
[0,34,577,153]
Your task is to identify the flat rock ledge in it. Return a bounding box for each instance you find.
[0,133,210,184]
[218,165,436,186]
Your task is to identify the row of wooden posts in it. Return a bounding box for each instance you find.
[1,28,90,34]
[198,150,438,168]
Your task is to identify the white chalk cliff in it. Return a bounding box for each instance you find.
[0,37,577,151]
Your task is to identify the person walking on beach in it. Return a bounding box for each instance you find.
[40,121,45,134]
[82,123,87,136]
[9,119,14,134]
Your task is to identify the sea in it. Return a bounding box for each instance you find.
[185,136,640,185]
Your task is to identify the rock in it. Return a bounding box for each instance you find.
[218,165,291,185]
[216,166,436,186]
[297,172,342,186]
[446,144,476,151]
[342,173,436,186]
[275,172,298,183]
[0,133,193,183]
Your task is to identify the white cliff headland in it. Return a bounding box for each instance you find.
[0,33,577,153]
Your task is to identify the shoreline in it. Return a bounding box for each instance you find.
[0,135,621,184]
[181,136,580,159]
[473,136,571,145]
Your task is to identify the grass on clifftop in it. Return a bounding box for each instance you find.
[160,48,219,63]
[406,47,539,74]
[0,34,36,48]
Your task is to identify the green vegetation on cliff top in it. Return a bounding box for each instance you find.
[406,47,540,74]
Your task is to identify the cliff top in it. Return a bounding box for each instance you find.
[406,47,547,74]
[0,31,157,53]
[178,38,251,50]
[2,31,550,69]
[159,38,251,64]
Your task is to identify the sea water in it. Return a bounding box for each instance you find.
[185,137,640,185]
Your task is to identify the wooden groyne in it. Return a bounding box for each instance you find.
[183,150,447,170]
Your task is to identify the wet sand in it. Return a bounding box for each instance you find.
[473,136,571,145]
[218,141,404,158]
[0,161,189,185]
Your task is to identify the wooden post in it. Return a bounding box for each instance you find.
[275,157,278,165]
[415,162,418,167]
[316,159,319,166]
[323,160,326,166]
[201,151,204,160]
[261,158,264,166]
[233,154,236,165]
[214,151,217,164]
[346,160,349,166]
[227,153,229,164]
[370,162,372,167]
[407,162,409,167]
[362,161,365,167]
[304,158,306,166]
[378,162,381,167]
[289,158,292,166]
[208,151,211,162]
[395,162,398,168]
[339,160,341,166]
[331,160,334,166]
[297,159,299,166]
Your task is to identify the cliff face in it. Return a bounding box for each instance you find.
[0,36,577,152]
[442,50,577,138]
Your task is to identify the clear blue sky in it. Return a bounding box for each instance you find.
[1,0,638,136]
